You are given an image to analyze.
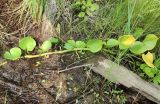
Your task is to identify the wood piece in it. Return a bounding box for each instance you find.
[40,0,57,41]
[88,56,160,104]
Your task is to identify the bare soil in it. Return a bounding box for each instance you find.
[0,54,155,104]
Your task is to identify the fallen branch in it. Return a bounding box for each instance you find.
[88,56,160,104]
[58,64,92,73]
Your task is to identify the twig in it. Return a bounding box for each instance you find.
[4,90,8,104]
[65,57,90,69]
[0,61,7,67]
[132,91,140,104]
[58,64,93,73]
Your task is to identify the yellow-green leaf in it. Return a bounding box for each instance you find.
[87,39,103,53]
[119,35,136,49]
[142,52,155,68]
[106,39,119,48]
[143,34,158,50]
[129,41,147,54]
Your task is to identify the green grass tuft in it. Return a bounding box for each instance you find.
[63,0,160,38]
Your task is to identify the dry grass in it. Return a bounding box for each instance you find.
[0,0,47,49]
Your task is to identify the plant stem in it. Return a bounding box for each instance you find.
[0,48,89,67]
[24,48,89,58]
[0,61,7,67]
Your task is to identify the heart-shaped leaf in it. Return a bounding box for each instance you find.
[118,35,135,49]
[143,34,158,50]
[106,39,119,48]
[87,39,103,53]
[153,75,160,84]
[90,3,99,12]
[78,12,85,17]
[50,37,59,44]
[142,67,156,78]
[129,41,147,54]
[4,47,22,60]
[76,41,86,48]
[64,40,76,50]
[86,0,92,7]
[155,58,160,69]
[140,64,148,69]
[142,52,155,68]
[19,36,36,51]
[39,40,52,53]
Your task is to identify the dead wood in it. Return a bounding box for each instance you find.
[40,0,57,41]
[88,56,160,104]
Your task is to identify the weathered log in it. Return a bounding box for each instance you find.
[88,56,160,104]
[40,0,57,41]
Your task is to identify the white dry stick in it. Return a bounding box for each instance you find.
[88,56,160,104]
[58,64,92,73]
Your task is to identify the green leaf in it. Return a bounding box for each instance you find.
[143,34,158,50]
[106,39,119,48]
[75,1,81,5]
[143,67,156,78]
[64,43,74,50]
[4,52,13,60]
[153,75,160,84]
[134,28,144,39]
[19,36,36,51]
[50,37,59,44]
[4,47,22,60]
[86,0,92,7]
[76,41,86,48]
[81,5,86,10]
[68,40,76,46]
[39,40,52,52]
[82,0,86,5]
[90,3,99,11]
[72,1,81,9]
[155,58,160,69]
[140,64,148,69]
[78,12,85,17]
[129,41,147,54]
[87,39,103,53]
[118,35,135,49]
[64,40,76,50]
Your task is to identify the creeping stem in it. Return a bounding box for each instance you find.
[0,48,89,66]
[0,61,7,67]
